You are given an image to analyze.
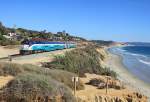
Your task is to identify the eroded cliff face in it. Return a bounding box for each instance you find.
[96,48,108,67]
[75,46,148,102]
[77,93,147,102]
[76,73,148,102]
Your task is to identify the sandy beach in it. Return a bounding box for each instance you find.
[105,50,150,100]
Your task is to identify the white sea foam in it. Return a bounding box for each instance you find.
[127,53,147,58]
[126,44,135,47]
[112,47,147,59]
[138,59,150,66]
[116,48,146,58]
[116,48,126,52]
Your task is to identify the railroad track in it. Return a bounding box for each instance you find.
[0,49,71,61]
[0,54,20,60]
[0,51,47,60]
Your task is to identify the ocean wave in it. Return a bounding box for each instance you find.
[126,44,135,46]
[111,47,148,58]
[138,59,150,66]
[116,48,127,52]
[117,49,147,58]
[127,53,147,58]
[115,48,146,58]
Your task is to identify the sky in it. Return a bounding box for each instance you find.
[0,0,150,42]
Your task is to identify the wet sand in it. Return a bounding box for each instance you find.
[105,51,150,100]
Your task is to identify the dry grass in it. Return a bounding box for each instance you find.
[0,62,24,76]
[1,73,75,102]
[0,63,84,102]
[43,45,117,78]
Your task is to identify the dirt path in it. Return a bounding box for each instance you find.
[0,76,14,89]
[0,46,19,58]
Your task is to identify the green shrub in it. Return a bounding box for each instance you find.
[101,67,117,79]
[43,46,117,78]
[22,64,84,90]
[0,63,81,101]
[43,46,102,76]
[44,69,84,90]
[0,34,6,40]
[0,38,20,46]
[0,63,84,90]
[2,73,76,102]
[0,62,23,76]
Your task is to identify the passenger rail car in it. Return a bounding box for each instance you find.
[20,40,76,55]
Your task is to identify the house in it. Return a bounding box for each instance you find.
[3,32,21,40]
[53,36,63,41]
[8,32,17,37]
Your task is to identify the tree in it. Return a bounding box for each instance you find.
[43,29,46,33]
[0,33,6,40]
[62,30,66,35]
[0,22,3,28]
[0,22,7,35]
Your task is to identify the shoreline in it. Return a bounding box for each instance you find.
[104,49,150,100]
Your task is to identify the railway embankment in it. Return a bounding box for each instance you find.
[0,46,74,65]
[0,46,19,58]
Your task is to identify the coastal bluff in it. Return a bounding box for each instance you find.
[76,47,148,102]
[77,93,147,102]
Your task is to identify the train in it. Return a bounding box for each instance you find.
[20,39,76,55]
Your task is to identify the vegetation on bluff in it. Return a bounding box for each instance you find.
[91,40,115,46]
[2,73,76,102]
[0,33,20,46]
[0,62,84,102]
[43,45,117,78]
[0,21,85,46]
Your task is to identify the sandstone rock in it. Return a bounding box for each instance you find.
[78,94,147,102]
[88,77,125,90]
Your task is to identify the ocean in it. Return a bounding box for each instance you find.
[109,43,150,84]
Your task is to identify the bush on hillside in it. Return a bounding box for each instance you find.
[43,46,102,76]
[0,63,84,101]
[0,33,20,46]
[0,62,23,76]
[0,39,20,46]
[1,73,76,102]
[43,46,117,78]
[0,63,84,90]
[22,64,84,90]
[101,67,117,79]
[0,34,6,40]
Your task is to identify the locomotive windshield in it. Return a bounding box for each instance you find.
[21,39,32,46]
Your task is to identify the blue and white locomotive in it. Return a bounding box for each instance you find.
[20,39,76,55]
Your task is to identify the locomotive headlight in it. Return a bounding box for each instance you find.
[20,45,30,50]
